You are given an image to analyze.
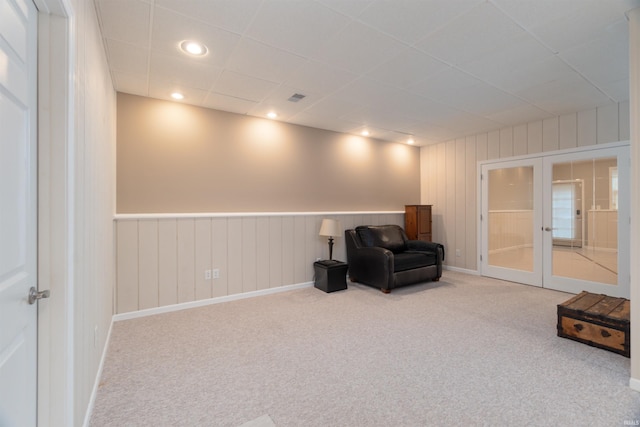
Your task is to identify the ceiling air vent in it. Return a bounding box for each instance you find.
[287,93,306,102]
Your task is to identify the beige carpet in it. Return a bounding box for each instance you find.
[89,271,640,426]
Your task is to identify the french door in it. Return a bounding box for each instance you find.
[481,144,630,298]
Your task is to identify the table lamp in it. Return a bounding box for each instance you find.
[319,219,342,261]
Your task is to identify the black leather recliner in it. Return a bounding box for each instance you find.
[345,224,444,293]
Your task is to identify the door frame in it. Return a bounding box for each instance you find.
[478,140,630,296]
[34,0,76,424]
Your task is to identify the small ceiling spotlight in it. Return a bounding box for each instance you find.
[180,40,208,56]
[171,92,185,100]
[407,137,415,145]
[267,112,278,119]
[361,130,370,136]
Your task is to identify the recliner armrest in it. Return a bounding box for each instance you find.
[406,240,445,261]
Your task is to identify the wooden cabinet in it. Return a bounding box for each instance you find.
[405,205,432,242]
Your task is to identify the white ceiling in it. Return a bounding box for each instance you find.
[95,0,639,146]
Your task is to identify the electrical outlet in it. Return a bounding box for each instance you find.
[455,249,461,257]
[205,270,212,280]
[213,268,220,279]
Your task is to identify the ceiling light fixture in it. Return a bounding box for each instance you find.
[361,130,370,136]
[180,40,208,56]
[171,92,185,100]
[407,137,415,145]
[267,112,277,119]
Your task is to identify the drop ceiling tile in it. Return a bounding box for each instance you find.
[113,72,148,96]
[288,112,358,134]
[346,125,393,139]
[212,70,278,102]
[600,78,630,103]
[415,2,524,65]
[202,92,257,115]
[317,0,374,19]
[378,130,418,144]
[357,0,482,44]
[333,77,404,108]
[480,55,576,95]
[283,60,357,95]
[155,0,262,34]
[436,112,502,134]
[331,76,448,123]
[485,104,553,126]
[492,0,584,29]
[411,124,460,142]
[148,82,208,104]
[312,20,407,74]
[299,95,365,119]
[455,86,525,116]
[408,68,478,100]
[367,48,449,89]
[151,7,241,67]
[515,72,605,105]
[105,39,149,75]
[341,106,420,133]
[532,89,613,116]
[96,0,151,47]
[246,1,349,57]
[456,33,554,87]
[149,52,222,91]
[248,85,322,120]
[559,19,629,89]
[497,0,639,52]
[224,38,308,84]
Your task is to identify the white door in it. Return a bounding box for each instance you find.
[480,158,543,286]
[542,146,630,298]
[481,144,630,298]
[0,0,39,425]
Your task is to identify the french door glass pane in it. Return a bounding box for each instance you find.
[488,166,534,272]
[551,158,617,285]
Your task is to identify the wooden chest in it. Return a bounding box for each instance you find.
[557,291,630,357]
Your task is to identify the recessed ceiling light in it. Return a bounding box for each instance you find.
[267,112,277,119]
[361,130,370,136]
[407,137,415,145]
[180,40,208,56]
[171,92,185,100]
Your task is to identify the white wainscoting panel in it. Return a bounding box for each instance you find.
[114,212,404,314]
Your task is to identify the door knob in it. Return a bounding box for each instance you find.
[544,227,554,232]
[28,287,50,305]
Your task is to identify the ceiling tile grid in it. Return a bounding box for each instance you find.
[95,0,640,146]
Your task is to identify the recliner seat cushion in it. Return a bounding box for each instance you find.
[355,225,407,253]
[393,251,436,272]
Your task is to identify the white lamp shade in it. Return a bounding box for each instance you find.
[319,219,342,237]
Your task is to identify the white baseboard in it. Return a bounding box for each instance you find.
[443,265,479,275]
[82,316,115,427]
[113,281,315,322]
[630,377,640,392]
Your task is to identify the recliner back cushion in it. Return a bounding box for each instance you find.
[355,225,407,253]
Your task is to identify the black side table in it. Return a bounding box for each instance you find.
[313,260,348,293]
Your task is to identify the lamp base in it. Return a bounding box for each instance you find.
[328,237,334,260]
